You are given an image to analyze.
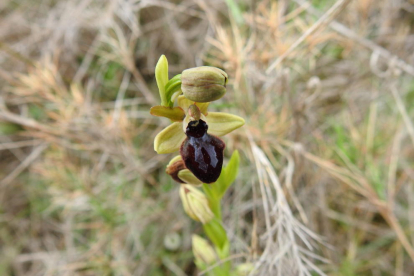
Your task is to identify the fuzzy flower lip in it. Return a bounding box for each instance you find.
[153,95,244,154]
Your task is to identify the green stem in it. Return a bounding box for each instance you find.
[203,184,222,220]
[198,151,241,275]
[211,200,222,221]
[202,189,230,275]
[203,219,230,275]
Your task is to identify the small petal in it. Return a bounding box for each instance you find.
[165,74,182,107]
[154,122,186,154]
[177,95,209,115]
[178,169,203,185]
[171,91,182,102]
[205,112,245,136]
[150,106,185,121]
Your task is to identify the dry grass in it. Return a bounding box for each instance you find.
[1,0,414,275]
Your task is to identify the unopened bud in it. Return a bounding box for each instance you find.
[179,184,214,223]
[192,235,217,265]
[164,232,181,251]
[181,66,227,102]
[235,263,255,276]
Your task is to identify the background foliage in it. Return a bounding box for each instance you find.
[1,0,414,275]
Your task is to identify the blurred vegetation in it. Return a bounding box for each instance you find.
[1,0,414,275]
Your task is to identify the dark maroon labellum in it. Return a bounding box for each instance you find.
[180,119,225,184]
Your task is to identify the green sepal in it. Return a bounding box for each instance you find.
[155,55,169,106]
[154,122,186,154]
[206,112,245,137]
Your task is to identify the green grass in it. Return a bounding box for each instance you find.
[1,0,414,275]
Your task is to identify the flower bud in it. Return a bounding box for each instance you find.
[181,66,227,102]
[179,184,214,224]
[192,235,217,265]
[164,232,181,251]
[235,263,255,276]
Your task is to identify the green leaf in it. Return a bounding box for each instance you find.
[202,185,222,219]
[155,55,169,106]
[203,184,218,200]
[202,150,240,208]
[165,74,182,107]
[217,150,240,198]
[202,220,230,275]
[224,0,244,25]
[216,239,230,260]
[203,218,227,250]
